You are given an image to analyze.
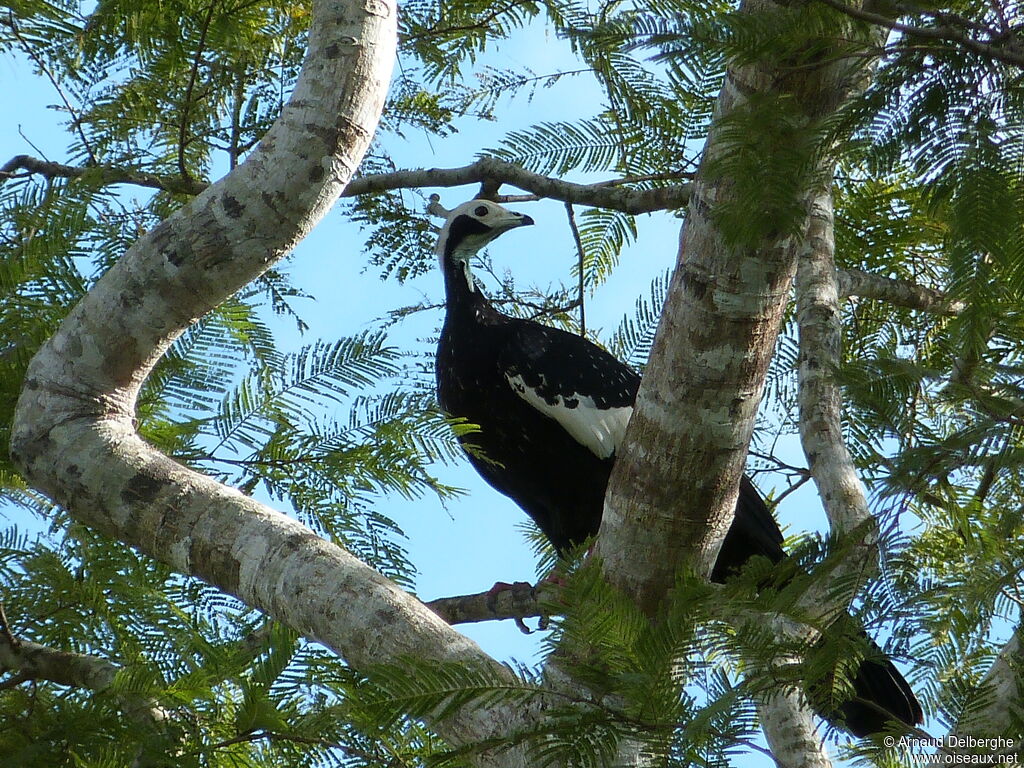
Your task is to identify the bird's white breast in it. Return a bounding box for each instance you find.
[505,373,633,459]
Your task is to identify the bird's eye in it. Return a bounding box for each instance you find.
[474,205,489,217]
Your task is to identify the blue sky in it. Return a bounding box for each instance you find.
[0,16,913,766]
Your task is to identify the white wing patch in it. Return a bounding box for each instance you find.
[506,373,633,459]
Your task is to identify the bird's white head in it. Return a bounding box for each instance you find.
[435,199,535,266]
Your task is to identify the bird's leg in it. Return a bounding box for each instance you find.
[482,545,595,633]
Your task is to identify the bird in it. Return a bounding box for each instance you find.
[433,197,922,737]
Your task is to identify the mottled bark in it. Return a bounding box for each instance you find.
[796,190,878,615]
[6,2,551,763]
[598,0,877,611]
[758,690,834,768]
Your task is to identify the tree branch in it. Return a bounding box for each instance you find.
[400,0,540,43]
[564,202,587,337]
[0,154,975,328]
[815,0,1024,68]
[0,629,167,725]
[0,603,18,649]
[837,267,963,315]
[1,154,692,213]
[797,191,878,586]
[757,689,834,768]
[177,0,221,179]
[426,582,548,625]
[0,155,207,195]
[346,157,692,212]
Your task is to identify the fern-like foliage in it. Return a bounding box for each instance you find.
[486,116,628,177]
[606,269,671,370]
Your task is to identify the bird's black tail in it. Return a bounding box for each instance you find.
[727,480,922,736]
[809,630,923,738]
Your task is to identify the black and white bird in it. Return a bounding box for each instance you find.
[433,198,922,737]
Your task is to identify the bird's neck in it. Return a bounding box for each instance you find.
[442,251,490,316]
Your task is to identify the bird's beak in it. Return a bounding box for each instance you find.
[497,211,533,232]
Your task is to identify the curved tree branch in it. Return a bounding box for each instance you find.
[7,2,554,763]
[796,192,878,583]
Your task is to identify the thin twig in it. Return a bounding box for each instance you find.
[563,203,587,338]
[989,0,1011,35]
[229,65,246,169]
[748,450,811,477]
[401,0,539,42]
[770,472,814,507]
[196,728,387,763]
[178,0,221,179]
[0,672,31,690]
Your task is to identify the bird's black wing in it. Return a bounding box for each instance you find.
[500,320,640,406]
[497,319,640,459]
[738,475,785,554]
[497,318,787,566]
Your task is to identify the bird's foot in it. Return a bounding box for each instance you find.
[485,580,541,634]
[485,580,535,611]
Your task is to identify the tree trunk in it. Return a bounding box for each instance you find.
[595,3,880,764]
[598,0,878,614]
